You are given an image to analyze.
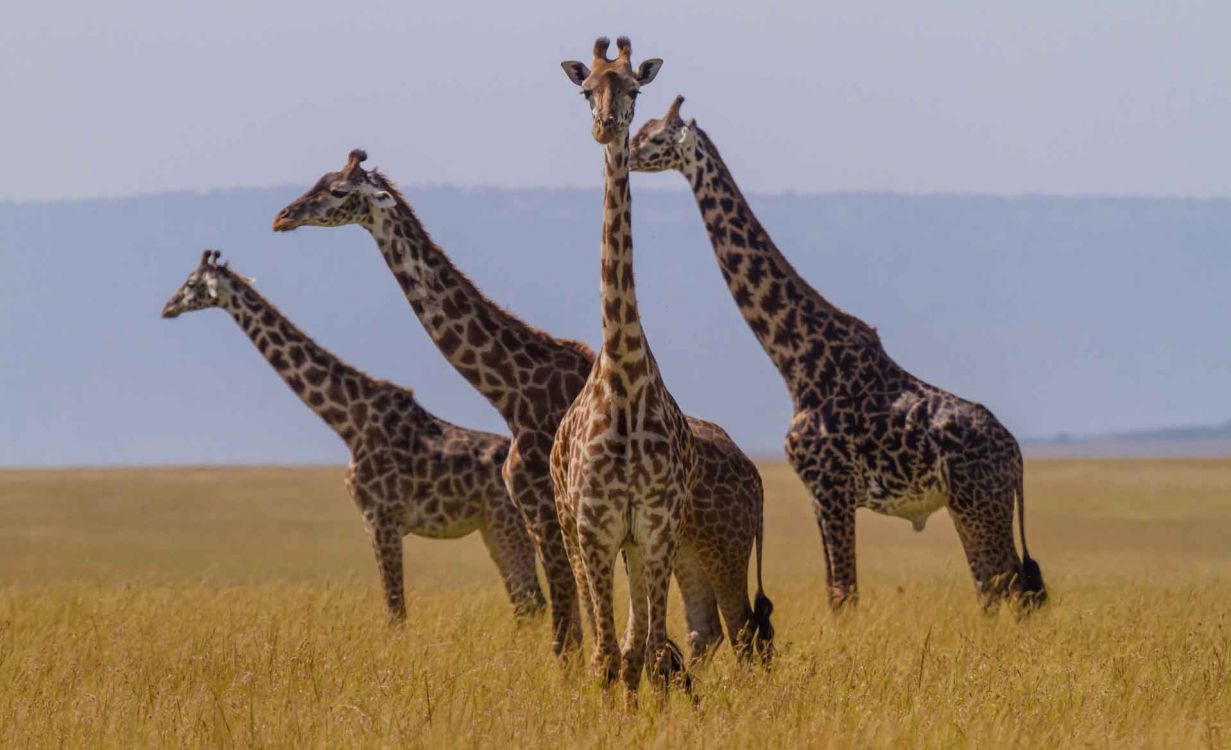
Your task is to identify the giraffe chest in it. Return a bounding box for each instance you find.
[566,390,691,507]
[577,428,689,490]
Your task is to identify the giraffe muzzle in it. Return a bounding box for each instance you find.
[271,209,298,232]
[593,123,620,145]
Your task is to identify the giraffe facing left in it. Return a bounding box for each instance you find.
[272,152,774,665]
[161,250,545,622]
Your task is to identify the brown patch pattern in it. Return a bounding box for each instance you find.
[629,101,1045,610]
[270,94,772,666]
[162,251,545,621]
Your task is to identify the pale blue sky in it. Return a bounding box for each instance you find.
[3,1,1229,201]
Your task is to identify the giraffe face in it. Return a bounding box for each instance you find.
[630,96,695,173]
[272,149,397,232]
[161,251,236,318]
[561,36,662,145]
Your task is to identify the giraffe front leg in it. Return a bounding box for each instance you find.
[620,546,649,690]
[643,547,688,692]
[478,513,546,620]
[636,497,688,693]
[538,512,583,654]
[370,521,406,623]
[510,460,581,655]
[788,430,859,610]
[814,494,858,609]
[578,506,621,686]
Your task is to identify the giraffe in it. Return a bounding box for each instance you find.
[628,96,1045,609]
[550,35,699,692]
[271,166,772,661]
[161,250,544,621]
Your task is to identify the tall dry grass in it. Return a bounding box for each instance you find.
[1,460,1229,747]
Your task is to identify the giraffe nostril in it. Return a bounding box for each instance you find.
[272,208,296,231]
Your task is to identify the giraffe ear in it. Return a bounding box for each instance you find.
[370,190,396,209]
[560,60,590,86]
[635,59,663,86]
[204,273,220,301]
[676,126,694,147]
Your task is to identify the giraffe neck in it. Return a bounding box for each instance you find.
[597,136,654,396]
[221,277,404,447]
[364,186,580,424]
[682,126,886,409]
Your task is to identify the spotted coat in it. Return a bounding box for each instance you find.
[275,142,773,660]
[630,99,1045,608]
[162,251,544,621]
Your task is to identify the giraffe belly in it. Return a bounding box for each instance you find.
[400,497,483,540]
[859,480,947,532]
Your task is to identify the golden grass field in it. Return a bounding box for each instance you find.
[1,459,1229,747]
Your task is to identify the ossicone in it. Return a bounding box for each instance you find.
[667,95,685,121]
[615,36,632,61]
[345,149,368,175]
[592,36,611,62]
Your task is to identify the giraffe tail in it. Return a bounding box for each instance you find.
[750,501,775,662]
[1016,472,1046,606]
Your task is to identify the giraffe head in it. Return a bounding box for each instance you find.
[271,149,397,232]
[629,95,696,173]
[161,250,250,318]
[561,36,662,145]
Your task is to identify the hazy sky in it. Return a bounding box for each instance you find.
[4,1,1229,201]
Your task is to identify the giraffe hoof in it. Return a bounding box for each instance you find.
[1014,588,1048,613]
[649,641,691,693]
[594,653,621,687]
[513,600,547,621]
[827,590,858,611]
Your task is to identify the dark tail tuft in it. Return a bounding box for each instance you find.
[751,494,775,662]
[1016,470,1047,608]
[1020,554,1046,607]
[752,591,775,662]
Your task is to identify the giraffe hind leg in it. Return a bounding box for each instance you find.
[946,476,1022,609]
[673,543,723,664]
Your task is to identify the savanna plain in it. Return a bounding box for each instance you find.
[1,459,1229,748]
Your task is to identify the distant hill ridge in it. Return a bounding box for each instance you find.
[1025,420,1231,458]
[2,186,1228,465]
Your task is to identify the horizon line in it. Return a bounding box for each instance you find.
[5,182,1231,207]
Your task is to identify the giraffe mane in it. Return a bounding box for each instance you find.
[365,170,596,359]
[688,124,881,345]
[202,256,415,398]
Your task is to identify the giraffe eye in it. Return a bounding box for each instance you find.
[581,90,593,100]
[329,189,349,198]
